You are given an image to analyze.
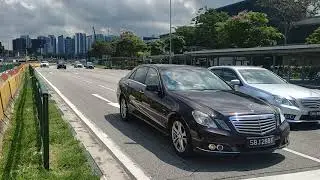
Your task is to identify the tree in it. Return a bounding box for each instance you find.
[147,40,164,56]
[164,35,186,54]
[192,8,229,48]
[306,27,320,44]
[257,0,320,44]
[0,42,4,55]
[216,11,284,48]
[175,26,196,47]
[115,31,147,57]
[89,41,115,58]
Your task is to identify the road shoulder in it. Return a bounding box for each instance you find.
[49,87,130,180]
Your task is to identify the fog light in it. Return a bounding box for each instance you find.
[217,144,224,151]
[208,144,216,150]
[284,114,296,120]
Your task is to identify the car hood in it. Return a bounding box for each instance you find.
[172,90,275,116]
[249,83,320,99]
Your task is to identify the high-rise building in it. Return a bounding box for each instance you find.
[37,36,48,54]
[65,37,75,55]
[20,35,32,48]
[105,35,118,42]
[95,34,105,41]
[74,33,86,55]
[86,35,93,51]
[58,35,65,55]
[12,38,26,56]
[48,35,56,54]
[31,39,46,54]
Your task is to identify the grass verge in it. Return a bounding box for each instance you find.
[0,73,99,180]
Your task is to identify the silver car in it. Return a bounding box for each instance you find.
[209,66,320,123]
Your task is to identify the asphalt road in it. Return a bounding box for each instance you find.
[37,66,320,180]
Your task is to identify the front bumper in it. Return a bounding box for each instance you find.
[192,122,290,154]
[280,105,320,123]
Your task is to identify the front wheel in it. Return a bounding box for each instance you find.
[171,119,193,157]
[120,97,130,121]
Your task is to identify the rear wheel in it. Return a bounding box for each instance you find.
[120,97,130,121]
[171,119,193,157]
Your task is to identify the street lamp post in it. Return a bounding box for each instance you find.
[169,0,172,64]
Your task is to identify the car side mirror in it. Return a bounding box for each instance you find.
[230,79,241,91]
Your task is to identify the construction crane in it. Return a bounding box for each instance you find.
[92,26,96,42]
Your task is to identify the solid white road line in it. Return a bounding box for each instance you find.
[92,94,120,108]
[283,148,320,163]
[37,71,150,180]
[99,85,116,92]
[246,169,320,180]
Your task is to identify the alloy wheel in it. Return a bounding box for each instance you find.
[171,121,188,152]
[120,98,127,119]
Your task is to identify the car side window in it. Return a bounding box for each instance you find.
[133,67,148,84]
[223,69,238,82]
[145,68,160,86]
[211,69,223,77]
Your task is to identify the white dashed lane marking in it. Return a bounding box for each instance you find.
[92,94,119,108]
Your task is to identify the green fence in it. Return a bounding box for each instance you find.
[0,64,16,73]
[29,65,49,170]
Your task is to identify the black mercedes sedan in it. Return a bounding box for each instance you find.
[117,64,290,157]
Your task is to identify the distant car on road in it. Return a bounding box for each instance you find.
[209,66,320,124]
[86,62,94,69]
[74,61,84,68]
[57,60,66,69]
[117,64,289,156]
[40,61,50,68]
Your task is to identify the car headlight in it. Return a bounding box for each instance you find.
[192,110,218,128]
[273,96,298,107]
[275,107,286,124]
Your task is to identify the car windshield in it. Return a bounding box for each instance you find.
[87,62,92,65]
[239,69,286,84]
[161,68,232,91]
[42,61,49,63]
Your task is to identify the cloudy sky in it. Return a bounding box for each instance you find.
[0,0,242,49]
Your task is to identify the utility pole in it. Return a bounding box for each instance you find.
[169,0,172,64]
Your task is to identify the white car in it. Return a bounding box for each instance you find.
[209,66,320,123]
[74,63,84,68]
[40,61,50,68]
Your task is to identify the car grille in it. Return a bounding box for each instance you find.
[300,98,320,109]
[229,114,276,135]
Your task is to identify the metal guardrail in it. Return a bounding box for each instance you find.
[29,66,49,170]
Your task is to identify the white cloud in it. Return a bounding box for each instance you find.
[0,0,242,49]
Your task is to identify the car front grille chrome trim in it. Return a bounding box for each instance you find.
[300,98,320,109]
[229,114,276,135]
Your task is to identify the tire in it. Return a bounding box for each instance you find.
[120,96,131,121]
[170,119,193,157]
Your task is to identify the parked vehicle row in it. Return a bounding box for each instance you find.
[117,65,291,157]
[209,66,320,124]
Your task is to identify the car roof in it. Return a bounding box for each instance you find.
[140,64,206,70]
[209,66,265,70]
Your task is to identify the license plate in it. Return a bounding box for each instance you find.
[247,136,275,148]
[309,111,320,116]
